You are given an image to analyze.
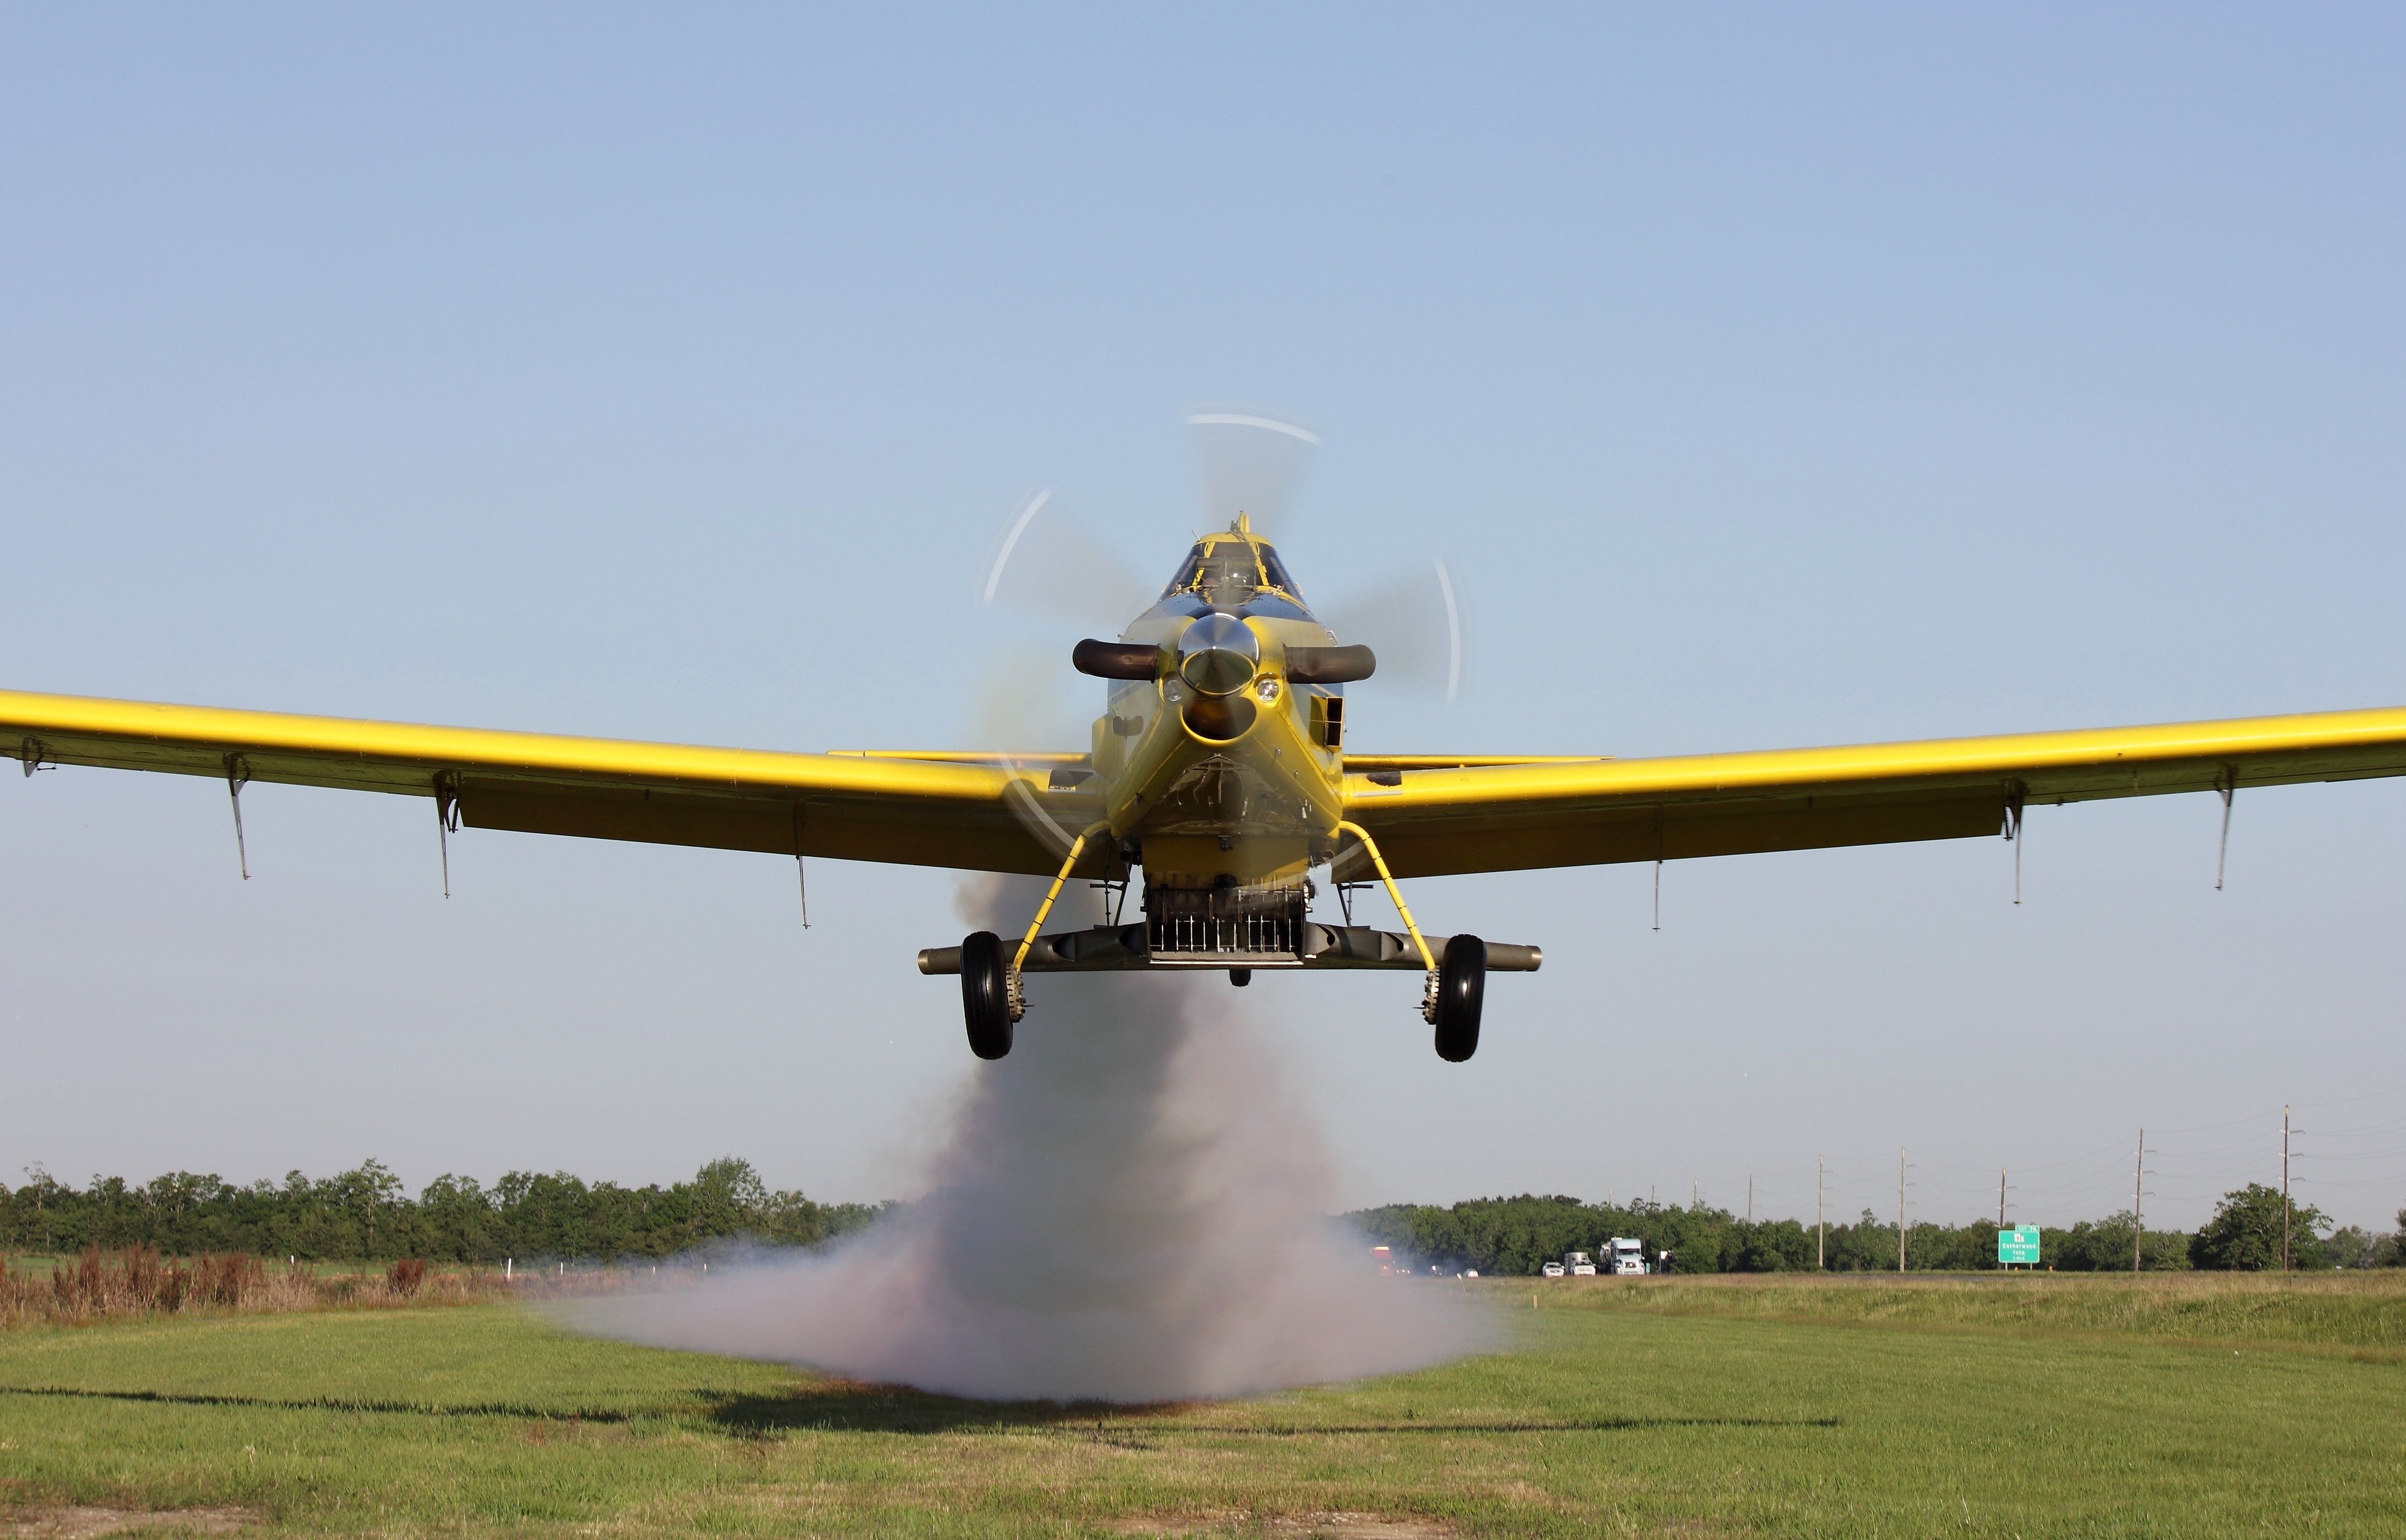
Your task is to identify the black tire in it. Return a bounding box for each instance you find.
[1432,933,1486,1062]
[1229,968,1252,987]
[961,931,1013,1060]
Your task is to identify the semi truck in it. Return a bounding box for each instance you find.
[1609,1237,1647,1275]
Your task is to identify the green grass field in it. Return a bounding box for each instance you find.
[1540,1267,2406,1353]
[3,1276,2402,1537]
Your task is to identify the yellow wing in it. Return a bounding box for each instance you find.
[1343,705,2406,879]
[0,688,1102,876]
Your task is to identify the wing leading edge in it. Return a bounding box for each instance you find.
[15,689,2404,886]
[1342,705,2406,879]
[0,688,1102,876]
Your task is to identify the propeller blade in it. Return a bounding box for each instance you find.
[1187,408,1320,536]
[1322,558,1464,703]
[968,647,1104,868]
[979,489,1153,630]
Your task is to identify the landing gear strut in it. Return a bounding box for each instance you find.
[959,819,1105,1061]
[960,931,1015,1059]
[1429,933,1486,1062]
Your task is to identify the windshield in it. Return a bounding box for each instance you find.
[1162,536,1305,607]
[1256,544,1304,602]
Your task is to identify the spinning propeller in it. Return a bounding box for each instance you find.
[974,411,1467,873]
[977,410,1466,701]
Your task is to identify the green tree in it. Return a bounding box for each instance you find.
[2328,1214,2405,1269]
[0,1157,876,1262]
[417,1174,497,1261]
[7,1165,81,1252]
[1727,1218,1815,1272]
[2048,1212,2192,1271]
[2191,1183,2329,1270]
[2326,1226,2378,1269]
[1823,1209,1896,1272]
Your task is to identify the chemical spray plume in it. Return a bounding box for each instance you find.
[561,874,1493,1402]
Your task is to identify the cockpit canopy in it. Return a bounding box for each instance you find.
[1162,532,1305,610]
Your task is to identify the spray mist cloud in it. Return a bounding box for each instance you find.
[564,876,1492,1403]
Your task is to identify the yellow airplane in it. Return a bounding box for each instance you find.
[8,511,2406,1063]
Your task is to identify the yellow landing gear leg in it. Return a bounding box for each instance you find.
[1335,820,1439,1019]
[1010,821,1113,1021]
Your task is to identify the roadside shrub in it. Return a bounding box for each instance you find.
[189,1252,267,1306]
[3,1248,502,1328]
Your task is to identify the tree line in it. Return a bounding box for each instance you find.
[1343,1185,2406,1276]
[1,1158,883,1262]
[9,1160,2398,1274]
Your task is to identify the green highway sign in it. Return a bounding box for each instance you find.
[1998,1224,2040,1265]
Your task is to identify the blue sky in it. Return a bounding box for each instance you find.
[4,6,2403,1231]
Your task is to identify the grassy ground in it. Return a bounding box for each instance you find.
[1,1277,2400,1537]
[1526,1267,2406,1354]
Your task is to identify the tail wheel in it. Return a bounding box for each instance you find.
[961,931,1014,1060]
[1431,933,1486,1062]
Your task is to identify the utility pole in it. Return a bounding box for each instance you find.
[1817,1155,1825,1270]
[1692,1178,1699,1209]
[1898,1147,1907,1274]
[1747,1174,1753,1224]
[1998,1168,2006,1230]
[2281,1104,2293,1271]
[2133,1129,2145,1274]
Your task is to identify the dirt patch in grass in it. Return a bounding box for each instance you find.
[0,1509,256,1538]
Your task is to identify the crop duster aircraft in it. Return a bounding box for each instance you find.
[10,473,2406,1062]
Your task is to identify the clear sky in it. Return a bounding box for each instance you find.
[4,6,2402,1233]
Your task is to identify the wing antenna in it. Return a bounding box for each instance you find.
[792,802,811,930]
[434,772,461,898]
[2215,767,2236,891]
[224,754,252,881]
[1652,806,1665,931]
[2005,783,2026,905]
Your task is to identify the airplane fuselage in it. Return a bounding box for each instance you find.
[1074,521,1359,958]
